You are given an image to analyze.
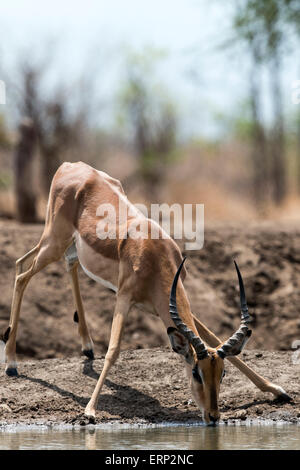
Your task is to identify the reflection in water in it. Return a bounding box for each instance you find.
[0,424,299,450]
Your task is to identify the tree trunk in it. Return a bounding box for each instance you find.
[14,118,37,223]
[249,46,269,211]
[296,63,300,193]
[39,145,61,194]
[298,111,300,191]
[270,50,286,204]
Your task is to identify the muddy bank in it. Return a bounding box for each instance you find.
[0,348,299,426]
[1,219,300,359]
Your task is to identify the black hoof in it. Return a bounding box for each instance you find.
[83,349,94,360]
[87,415,96,424]
[277,393,293,403]
[6,367,18,377]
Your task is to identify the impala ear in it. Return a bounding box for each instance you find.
[167,327,194,365]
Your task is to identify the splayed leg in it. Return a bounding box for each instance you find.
[65,243,94,359]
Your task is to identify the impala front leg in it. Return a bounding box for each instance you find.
[5,246,40,371]
[5,270,32,375]
[85,294,131,419]
[192,314,291,401]
[5,239,65,375]
[65,243,94,359]
[68,263,94,359]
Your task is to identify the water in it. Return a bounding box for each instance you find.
[0,422,299,450]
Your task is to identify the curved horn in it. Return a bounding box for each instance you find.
[217,261,252,359]
[169,257,208,360]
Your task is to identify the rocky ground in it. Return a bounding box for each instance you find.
[0,219,299,426]
[1,219,300,358]
[0,348,299,426]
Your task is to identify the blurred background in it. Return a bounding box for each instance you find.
[0,0,300,222]
[1,1,300,357]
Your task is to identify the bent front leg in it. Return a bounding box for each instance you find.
[4,246,40,375]
[5,234,70,376]
[85,294,131,419]
[192,314,291,401]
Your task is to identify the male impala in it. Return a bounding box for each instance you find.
[3,162,290,424]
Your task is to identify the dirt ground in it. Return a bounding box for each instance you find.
[1,219,300,356]
[0,349,299,426]
[0,219,300,425]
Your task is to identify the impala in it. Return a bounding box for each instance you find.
[3,161,291,424]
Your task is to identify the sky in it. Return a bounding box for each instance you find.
[0,0,299,137]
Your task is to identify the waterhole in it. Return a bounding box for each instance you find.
[0,422,299,450]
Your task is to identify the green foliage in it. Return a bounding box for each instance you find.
[212,100,256,141]
[116,47,177,181]
[233,0,300,59]
[282,0,300,35]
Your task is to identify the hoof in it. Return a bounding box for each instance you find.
[70,413,95,426]
[84,414,96,424]
[6,367,18,377]
[83,349,94,360]
[84,403,96,421]
[277,393,293,403]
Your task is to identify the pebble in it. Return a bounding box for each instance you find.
[235,409,247,420]
[225,409,247,420]
[0,404,12,413]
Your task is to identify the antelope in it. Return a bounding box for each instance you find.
[3,161,291,425]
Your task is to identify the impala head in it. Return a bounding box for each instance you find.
[167,258,252,425]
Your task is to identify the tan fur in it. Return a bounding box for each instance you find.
[4,162,289,424]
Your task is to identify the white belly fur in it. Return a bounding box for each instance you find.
[66,234,119,293]
[65,238,156,315]
[80,262,118,293]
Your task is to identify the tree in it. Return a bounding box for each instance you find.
[14,118,37,223]
[0,114,10,149]
[282,0,300,192]
[117,48,177,198]
[261,0,286,204]
[231,1,270,208]
[9,48,100,196]
[231,0,294,205]
[15,61,73,194]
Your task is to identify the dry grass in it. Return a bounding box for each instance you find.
[1,140,300,223]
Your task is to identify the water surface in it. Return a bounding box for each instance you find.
[0,422,299,450]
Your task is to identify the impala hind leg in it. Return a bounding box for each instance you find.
[84,294,131,419]
[65,244,94,359]
[192,314,291,401]
[4,238,68,376]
